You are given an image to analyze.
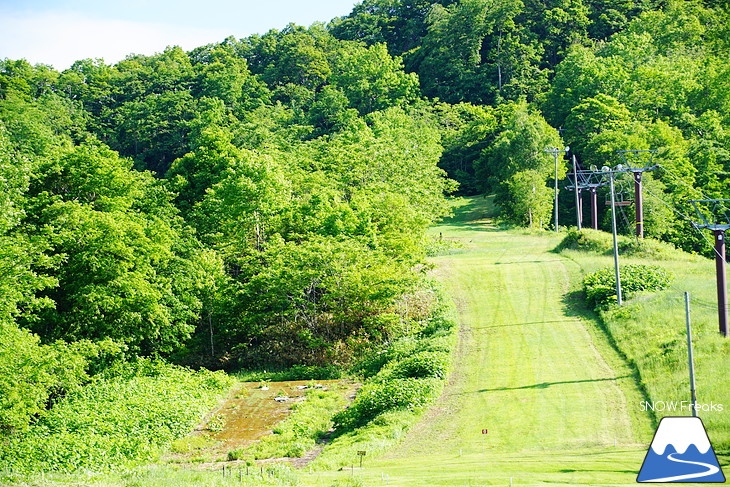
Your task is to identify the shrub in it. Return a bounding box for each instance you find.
[0,361,233,473]
[239,364,341,382]
[333,378,437,430]
[394,351,449,379]
[351,337,420,378]
[425,235,465,257]
[557,228,690,261]
[206,414,226,432]
[583,264,674,309]
[557,228,614,254]
[375,351,450,382]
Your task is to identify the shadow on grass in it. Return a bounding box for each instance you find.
[471,319,583,330]
[560,288,657,429]
[476,375,631,393]
[560,468,639,474]
[438,195,508,231]
[493,259,564,265]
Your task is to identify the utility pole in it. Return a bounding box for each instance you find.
[599,165,626,305]
[616,150,658,239]
[715,229,728,337]
[545,146,570,233]
[582,165,608,230]
[590,187,599,230]
[573,155,581,230]
[690,199,730,337]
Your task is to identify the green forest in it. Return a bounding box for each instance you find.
[1,0,730,476]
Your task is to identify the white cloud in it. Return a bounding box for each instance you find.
[0,11,232,70]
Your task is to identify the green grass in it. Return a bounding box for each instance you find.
[300,196,716,486]
[0,361,233,476]
[0,463,300,487]
[8,196,728,486]
[309,290,459,472]
[560,239,730,453]
[233,387,349,460]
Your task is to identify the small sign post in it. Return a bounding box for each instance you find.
[357,450,366,468]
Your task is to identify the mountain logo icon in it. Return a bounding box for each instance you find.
[637,416,726,483]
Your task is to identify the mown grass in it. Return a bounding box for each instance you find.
[301,196,659,486]
[558,229,730,454]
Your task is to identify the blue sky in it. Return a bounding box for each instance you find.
[0,0,360,70]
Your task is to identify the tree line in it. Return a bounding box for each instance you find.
[333,0,729,251]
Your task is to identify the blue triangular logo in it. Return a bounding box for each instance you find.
[637,417,726,483]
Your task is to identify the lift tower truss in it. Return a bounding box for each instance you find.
[690,199,730,337]
[616,150,658,239]
[568,168,608,230]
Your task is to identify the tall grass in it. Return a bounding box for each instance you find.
[0,360,233,475]
[0,463,299,487]
[310,285,459,471]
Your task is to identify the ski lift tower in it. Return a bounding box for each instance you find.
[601,164,627,305]
[545,146,570,233]
[616,150,658,239]
[584,166,609,230]
[566,168,607,230]
[690,199,730,337]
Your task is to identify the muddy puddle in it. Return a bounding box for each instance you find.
[209,380,342,449]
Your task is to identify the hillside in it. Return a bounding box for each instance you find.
[2,0,730,481]
[303,196,727,486]
[304,196,651,485]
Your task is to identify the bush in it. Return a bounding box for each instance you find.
[0,360,233,473]
[333,378,438,430]
[557,228,690,261]
[376,351,450,382]
[395,351,449,379]
[351,337,420,378]
[557,228,615,254]
[424,235,465,257]
[583,264,674,309]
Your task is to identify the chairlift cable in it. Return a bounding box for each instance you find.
[641,184,724,260]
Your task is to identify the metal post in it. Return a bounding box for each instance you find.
[609,172,623,305]
[578,190,583,229]
[685,292,697,417]
[714,230,729,336]
[573,155,581,230]
[554,150,560,233]
[590,187,598,230]
[546,147,569,232]
[634,171,644,239]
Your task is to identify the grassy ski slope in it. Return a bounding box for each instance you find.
[307,197,657,486]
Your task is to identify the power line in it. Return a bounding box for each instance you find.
[656,164,711,200]
[640,185,730,337]
[640,184,723,260]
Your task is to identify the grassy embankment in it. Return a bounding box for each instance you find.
[558,228,730,452]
